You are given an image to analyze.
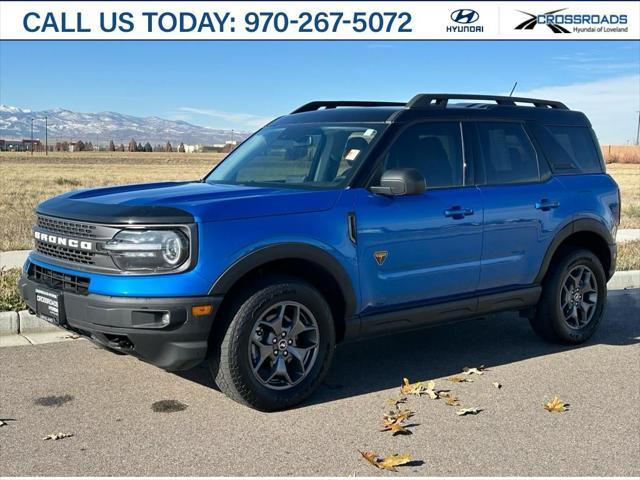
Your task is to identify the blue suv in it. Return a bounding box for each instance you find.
[19,94,619,410]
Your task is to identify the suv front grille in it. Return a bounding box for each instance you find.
[36,215,98,238]
[29,264,90,295]
[35,241,96,265]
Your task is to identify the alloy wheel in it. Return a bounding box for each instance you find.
[560,264,598,329]
[248,301,320,390]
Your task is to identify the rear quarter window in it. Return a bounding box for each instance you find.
[532,124,603,174]
[475,122,540,185]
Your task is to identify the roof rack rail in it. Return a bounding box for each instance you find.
[291,100,406,114]
[406,94,568,110]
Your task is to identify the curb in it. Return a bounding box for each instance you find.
[0,249,30,269]
[607,270,640,290]
[616,229,640,243]
[0,310,62,337]
[0,311,19,335]
[18,310,61,334]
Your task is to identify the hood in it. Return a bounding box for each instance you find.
[37,181,342,224]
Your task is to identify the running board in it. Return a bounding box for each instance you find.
[351,286,541,339]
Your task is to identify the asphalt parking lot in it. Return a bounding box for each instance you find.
[1,288,639,476]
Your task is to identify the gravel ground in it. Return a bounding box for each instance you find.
[0,288,638,476]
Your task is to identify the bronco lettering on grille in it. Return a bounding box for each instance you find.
[34,230,93,250]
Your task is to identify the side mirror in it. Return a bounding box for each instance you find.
[370,168,426,196]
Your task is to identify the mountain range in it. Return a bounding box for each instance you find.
[0,105,250,145]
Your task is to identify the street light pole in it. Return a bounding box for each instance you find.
[636,110,639,146]
[45,116,48,155]
[30,118,34,156]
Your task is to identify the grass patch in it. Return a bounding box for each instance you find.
[0,267,26,312]
[607,163,640,229]
[54,177,82,186]
[602,145,640,164]
[617,241,640,271]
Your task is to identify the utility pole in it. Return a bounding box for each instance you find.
[30,118,34,156]
[45,116,48,155]
[636,110,639,146]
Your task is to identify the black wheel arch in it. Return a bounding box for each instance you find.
[535,218,616,284]
[208,243,357,341]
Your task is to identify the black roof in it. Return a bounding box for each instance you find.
[272,94,590,127]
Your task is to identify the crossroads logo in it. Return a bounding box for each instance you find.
[515,8,628,34]
[447,9,483,33]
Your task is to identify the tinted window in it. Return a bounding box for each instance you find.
[384,122,463,188]
[541,125,602,173]
[476,122,539,185]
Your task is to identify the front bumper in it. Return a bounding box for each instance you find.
[19,273,221,371]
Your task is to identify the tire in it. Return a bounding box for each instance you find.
[208,276,335,411]
[530,248,607,344]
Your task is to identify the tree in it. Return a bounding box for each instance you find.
[85,141,93,152]
[128,139,137,152]
[137,142,144,152]
[178,142,185,153]
[144,142,152,152]
[165,141,173,153]
[109,140,116,152]
[76,140,86,151]
[119,144,125,152]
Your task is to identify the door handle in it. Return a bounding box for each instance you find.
[444,206,474,219]
[535,199,560,211]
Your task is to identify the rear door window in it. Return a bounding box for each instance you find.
[534,125,603,173]
[475,122,540,185]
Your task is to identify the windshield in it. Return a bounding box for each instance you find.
[205,123,385,189]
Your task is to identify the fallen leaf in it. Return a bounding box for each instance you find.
[463,365,486,375]
[360,450,380,468]
[43,432,73,440]
[0,420,6,427]
[383,409,414,423]
[456,407,482,416]
[381,409,415,435]
[359,451,414,472]
[447,375,472,383]
[544,396,567,413]
[401,378,427,396]
[492,382,502,389]
[63,334,80,340]
[381,420,412,436]
[444,395,461,406]
[378,454,414,471]
[425,380,449,400]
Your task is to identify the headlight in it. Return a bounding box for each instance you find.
[104,229,189,272]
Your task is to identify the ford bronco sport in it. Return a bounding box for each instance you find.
[19,94,619,411]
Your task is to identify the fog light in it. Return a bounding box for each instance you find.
[192,304,213,316]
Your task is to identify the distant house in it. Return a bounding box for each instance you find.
[204,140,238,154]
[22,139,43,152]
[0,139,34,151]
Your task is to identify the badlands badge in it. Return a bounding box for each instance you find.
[374,251,388,266]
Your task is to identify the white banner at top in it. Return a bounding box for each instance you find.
[0,1,638,40]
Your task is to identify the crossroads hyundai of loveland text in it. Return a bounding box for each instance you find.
[19,94,620,410]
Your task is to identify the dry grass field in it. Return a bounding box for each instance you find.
[0,151,224,251]
[0,150,638,256]
[602,144,640,164]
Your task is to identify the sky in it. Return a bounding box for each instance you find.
[0,40,639,143]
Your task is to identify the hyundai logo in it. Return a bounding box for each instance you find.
[451,9,480,24]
